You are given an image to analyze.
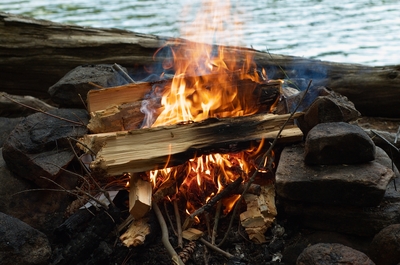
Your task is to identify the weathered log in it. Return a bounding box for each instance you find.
[1,12,399,117]
[78,112,303,177]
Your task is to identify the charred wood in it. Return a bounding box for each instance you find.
[51,206,120,265]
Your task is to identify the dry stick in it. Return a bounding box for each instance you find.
[211,201,222,245]
[189,176,243,219]
[112,63,137,84]
[67,138,115,207]
[217,80,312,248]
[164,200,178,236]
[1,94,86,127]
[199,238,234,259]
[173,199,183,248]
[152,201,185,265]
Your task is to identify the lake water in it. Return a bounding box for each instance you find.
[1,0,399,66]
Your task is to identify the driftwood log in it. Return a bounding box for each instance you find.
[1,12,399,117]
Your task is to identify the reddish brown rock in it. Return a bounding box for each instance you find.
[297,243,375,265]
[369,224,400,265]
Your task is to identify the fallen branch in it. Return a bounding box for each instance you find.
[199,238,234,259]
[152,201,185,265]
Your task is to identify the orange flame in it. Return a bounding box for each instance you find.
[145,0,272,215]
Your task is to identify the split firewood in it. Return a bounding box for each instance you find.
[129,174,152,219]
[87,82,155,113]
[78,112,303,177]
[86,78,282,133]
[239,185,277,243]
[120,216,151,247]
[182,228,204,241]
[87,101,145,133]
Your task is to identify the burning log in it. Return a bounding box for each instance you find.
[86,78,282,133]
[2,12,400,117]
[78,112,303,177]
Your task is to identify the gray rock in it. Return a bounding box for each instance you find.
[279,171,400,237]
[48,64,129,107]
[0,148,77,240]
[294,87,360,136]
[0,117,23,147]
[276,145,393,207]
[304,122,376,165]
[2,108,88,187]
[296,243,375,265]
[369,224,400,265]
[0,212,51,265]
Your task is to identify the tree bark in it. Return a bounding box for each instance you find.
[1,12,399,117]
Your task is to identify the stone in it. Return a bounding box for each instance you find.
[296,243,375,265]
[369,224,400,265]
[48,64,129,107]
[276,145,393,207]
[0,117,23,147]
[293,87,360,136]
[282,230,371,264]
[2,108,88,187]
[0,212,51,265]
[304,122,376,165]
[279,174,400,237]
[0,148,78,240]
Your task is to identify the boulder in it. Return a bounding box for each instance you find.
[0,212,51,265]
[48,64,129,107]
[276,145,393,207]
[304,122,375,165]
[279,167,400,237]
[297,243,374,265]
[369,224,400,265]
[292,87,360,136]
[0,148,77,239]
[2,108,88,187]
[0,117,23,147]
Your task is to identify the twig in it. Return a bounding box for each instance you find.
[112,63,136,84]
[152,201,184,265]
[164,200,178,236]
[1,93,86,127]
[211,201,222,245]
[395,126,400,144]
[189,176,243,219]
[67,137,97,156]
[173,199,183,248]
[371,130,400,153]
[199,238,234,259]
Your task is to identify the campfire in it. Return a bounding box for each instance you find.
[77,1,302,264]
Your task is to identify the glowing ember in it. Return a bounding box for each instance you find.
[142,0,274,215]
